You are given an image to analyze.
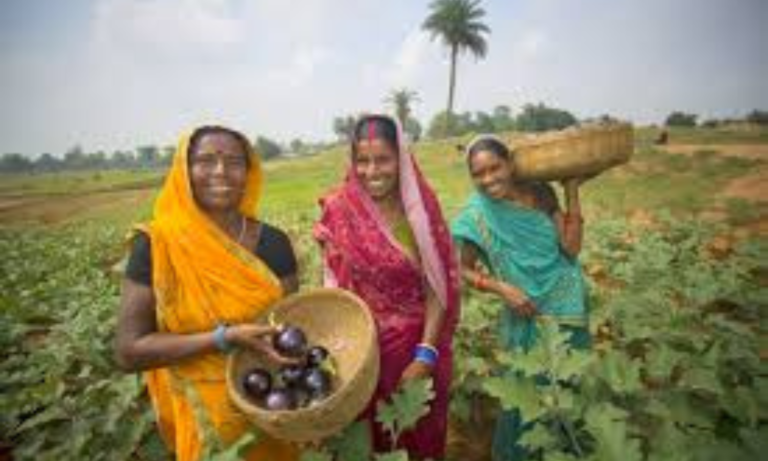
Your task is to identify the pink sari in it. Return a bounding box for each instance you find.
[314,116,460,459]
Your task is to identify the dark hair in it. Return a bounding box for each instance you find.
[188,125,252,167]
[352,116,399,151]
[466,137,512,166]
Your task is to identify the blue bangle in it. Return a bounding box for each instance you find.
[414,344,438,367]
[213,324,233,354]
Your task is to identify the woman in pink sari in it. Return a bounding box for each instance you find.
[314,114,460,459]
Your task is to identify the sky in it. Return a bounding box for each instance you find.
[0,0,766,157]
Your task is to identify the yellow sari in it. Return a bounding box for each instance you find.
[142,129,298,460]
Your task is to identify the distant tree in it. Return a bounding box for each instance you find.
[404,117,423,142]
[289,138,304,154]
[665,111,698,127]
[427,110,474,138]
[332,115,357,142]
[87,151,107,169]
[385,88,420,126]
[255,136,282,160]
[701,119,720,129]
[422,0,490,117]
[136,145,160,167]
[427,111,455,139]
[111,150,135,169]
[474,111,496,133]
[64,145,87,169]
[35,153,60,172]
[0,153,33,173]
[159,145,175,166]
[492,105,515,132]
[745,109,768,125]
[516,103,578,132]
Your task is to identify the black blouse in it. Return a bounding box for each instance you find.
[125,222,297,286]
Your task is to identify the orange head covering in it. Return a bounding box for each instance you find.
[142,126,297,461]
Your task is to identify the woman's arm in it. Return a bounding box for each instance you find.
[280,274,299,295]
[115,279,285,373]
[555,178,584,257]
[458,241,537,317]
[399,283,446,383]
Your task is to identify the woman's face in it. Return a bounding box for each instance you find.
[189,132,249,213]
[354,138,400,201]
[468,149,514,200]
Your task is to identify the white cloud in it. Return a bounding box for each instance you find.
[386,29,431,87]
[91,0,246,55]
[266,46,333,88]
[514,29,548,61]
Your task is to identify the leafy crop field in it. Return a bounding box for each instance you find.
[1,127,766,460]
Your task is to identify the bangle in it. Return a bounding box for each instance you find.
[414,343,439,367]
[473,273,490,291]
[213,324,234,354]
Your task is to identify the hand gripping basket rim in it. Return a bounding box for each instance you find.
[226,287,380,442]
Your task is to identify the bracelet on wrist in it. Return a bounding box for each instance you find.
[213,324,234,354]
[414,343,438,367]
[473,273,490,291]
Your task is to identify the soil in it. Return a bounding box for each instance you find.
[0,189,153,226]
[661,143,768,161]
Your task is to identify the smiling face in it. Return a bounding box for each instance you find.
[468,149,515,200]
[188,130,249,214]
[354,138,399,201]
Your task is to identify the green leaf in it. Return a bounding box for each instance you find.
[740,427,768,457]
[585,403,642,461]
[680,367,722,395]
[325,421,372,461]
[299,451,334,461]
[645,343,684,380]
[595,350,643,394]
[555,349,594,381]
[519,423,558,451]
[482,376,545,422]
[376,378,434,442]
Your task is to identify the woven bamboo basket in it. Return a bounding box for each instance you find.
[507,123,634,181]
[226,288,380,442]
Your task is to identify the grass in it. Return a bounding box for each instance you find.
[0,169,163,197]
[2,125,767,228]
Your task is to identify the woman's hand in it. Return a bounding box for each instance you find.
[225,324,296,365]
[498,283,537,317]
[398,360,434,386]
[561,173,596,192]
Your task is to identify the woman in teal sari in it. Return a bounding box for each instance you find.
[451,135,590,461]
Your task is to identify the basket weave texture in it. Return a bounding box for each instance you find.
[226,288,380,442]
[507,123,634,180]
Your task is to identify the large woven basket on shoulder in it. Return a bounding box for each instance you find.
[507,123,634,180]
[226,288,379,442]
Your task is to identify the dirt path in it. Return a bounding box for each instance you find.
[662,143,768,160]
[722,165,768,203]
[0,188,154,226]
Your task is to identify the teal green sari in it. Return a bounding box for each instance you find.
[452,191,590,461]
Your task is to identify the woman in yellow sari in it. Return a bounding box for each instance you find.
[115,125,299,460]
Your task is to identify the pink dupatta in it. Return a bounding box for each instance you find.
[314,115,460,459]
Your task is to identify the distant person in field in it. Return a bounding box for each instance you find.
[451,135,591,461]
[655,129,669,145]
[314,114,460,459]
[115,125,300,461]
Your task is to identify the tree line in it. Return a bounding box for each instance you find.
[0,135,323,174]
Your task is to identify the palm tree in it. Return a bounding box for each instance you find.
[385,88,420,126]
[422,0,490,117]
